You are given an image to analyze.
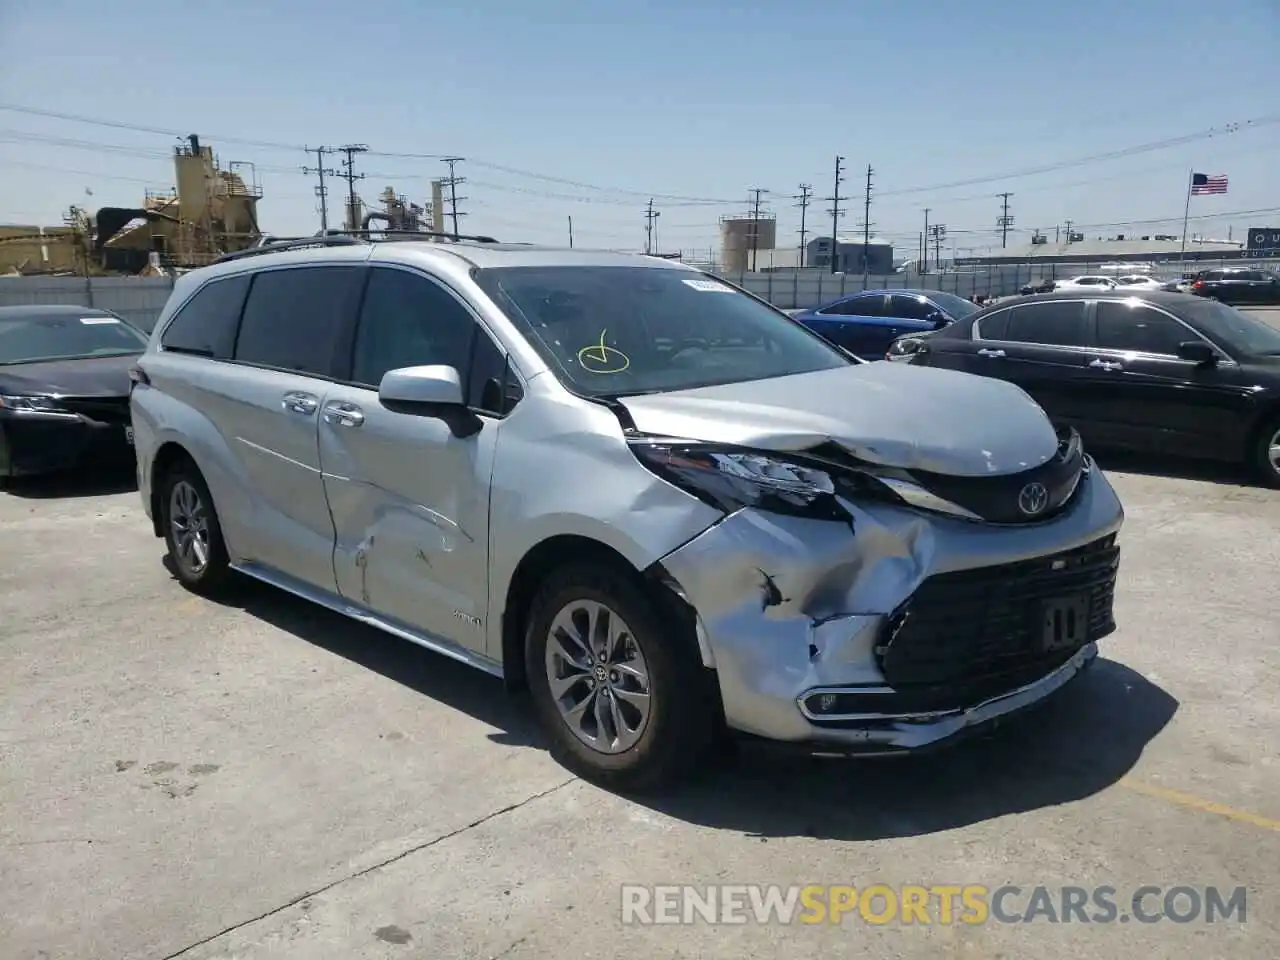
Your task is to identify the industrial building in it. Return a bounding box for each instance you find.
[718,214,777,274]
[806,236,895,274]
[956,234,1246,266]
[0,135,265,275]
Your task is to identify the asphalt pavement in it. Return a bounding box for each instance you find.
[1,310,1278,960]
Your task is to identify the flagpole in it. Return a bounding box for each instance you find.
[1179,168,1194,264]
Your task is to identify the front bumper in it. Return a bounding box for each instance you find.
[0,408,135,478]
[656,464,1123,750]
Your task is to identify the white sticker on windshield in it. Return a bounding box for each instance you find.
[682,278,733,293]
[80,317,121,325]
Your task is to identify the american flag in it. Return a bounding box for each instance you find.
[1190,173,1228,195]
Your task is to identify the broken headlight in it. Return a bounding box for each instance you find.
[629,441,853,518]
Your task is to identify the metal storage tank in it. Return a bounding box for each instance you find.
[720,215,777,274]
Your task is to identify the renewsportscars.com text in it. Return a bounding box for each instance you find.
[620,884,1247,926]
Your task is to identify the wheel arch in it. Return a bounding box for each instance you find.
[499,533,704,693]
[148,441,204,537]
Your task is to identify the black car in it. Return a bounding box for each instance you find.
[0,305,148,481]
[1190,268,1280,305]
[891,291,1280,485]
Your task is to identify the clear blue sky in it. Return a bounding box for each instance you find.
[1,0,1276,259]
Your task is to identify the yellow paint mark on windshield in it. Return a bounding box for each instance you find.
[577,329,630,374]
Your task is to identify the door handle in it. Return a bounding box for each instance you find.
[1088,358,1124,371]
[977,348,1006,358]
[323,401,366,427]
[282,392,319,415]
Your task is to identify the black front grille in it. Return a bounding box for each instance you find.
[909,426,1085,524]
[58,396,130,425]
[879,534,1119,691]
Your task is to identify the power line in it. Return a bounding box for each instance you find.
[302,146,337,234]
[440,157,467,233]
[6,100,1273,208]
[997,191,1015,248]
[337,144,368,231]
[793,184,813,267]
[825,156,848,275]
[875,114,1280,198]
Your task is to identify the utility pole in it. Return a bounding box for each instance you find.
[1064,219,1074,244]
[997,192,1015,248]
[440,158,467,234]
[824,156,848,274]
[922,208,930,274]
[644,198,659,254]
[337,144,368,232]
[793,184,813,267]
[302,146,337,234]
[929,223,947,272]
[747,187,768,271]
[568,215,574,248]
[859,164,874,280]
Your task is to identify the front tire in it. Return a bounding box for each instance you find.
[524,562,715,791]
[1252,417,1280,488]
[158,460,232,595]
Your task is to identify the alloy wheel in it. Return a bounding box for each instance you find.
[543,599,652,754]
[169,479,211,576]
[1269,427,1280,475]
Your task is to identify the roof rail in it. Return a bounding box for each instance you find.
[212,229,501,265]
[352,228,500,244]
[214,235,363,264]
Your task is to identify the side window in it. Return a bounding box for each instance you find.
[1004,301,1090,347]
[160,274,250,359]
[234,266,360,375]
[887,295,932,320]
[351,268,477,388]
[1095,302,1193,355]
[467,329,522,415]
[826,295,883,317]
[975,308,1010,341]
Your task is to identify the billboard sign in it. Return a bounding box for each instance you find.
[1246,227,1280,252]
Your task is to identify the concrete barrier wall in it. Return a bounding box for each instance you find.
[3,257,1277,332]
[0,276,175,333]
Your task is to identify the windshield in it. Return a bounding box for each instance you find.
[0,313,147,365]
[926,291,980,318]
[1182,299,1280,356]
[474,266,851,396]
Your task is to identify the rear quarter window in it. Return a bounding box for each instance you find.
[160,273,251,359]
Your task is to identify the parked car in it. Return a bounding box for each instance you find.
[899,290,1280,485]
[130,236,1124,788]
[789,288,980,359]
[0,304,145,482]
[1190,268,1280,305]
[1019,278,1057,296]
[1053,275,1119,292]
[1113,275,1167,291]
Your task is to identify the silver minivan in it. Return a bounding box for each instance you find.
[130,236,1124,788]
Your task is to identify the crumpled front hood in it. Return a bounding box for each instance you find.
[618,362,1059,477]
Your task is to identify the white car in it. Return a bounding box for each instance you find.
[1112,275,1166,290]
[1053,275,1118,291]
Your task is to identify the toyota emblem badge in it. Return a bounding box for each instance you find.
[1017,481,1050,516]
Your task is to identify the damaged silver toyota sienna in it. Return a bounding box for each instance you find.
[130,236,1123,789]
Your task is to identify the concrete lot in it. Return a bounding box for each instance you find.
[2,310,1279,960]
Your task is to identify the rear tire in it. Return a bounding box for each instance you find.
[158,459,232,596]
[1252,417,1280,488]
[524,562,716,791]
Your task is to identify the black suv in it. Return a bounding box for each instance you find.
[1191,268,1280,305]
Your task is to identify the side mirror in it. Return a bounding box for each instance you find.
[926,311,950,329]
[378,364,465,408]
[1176,341,1217,365]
